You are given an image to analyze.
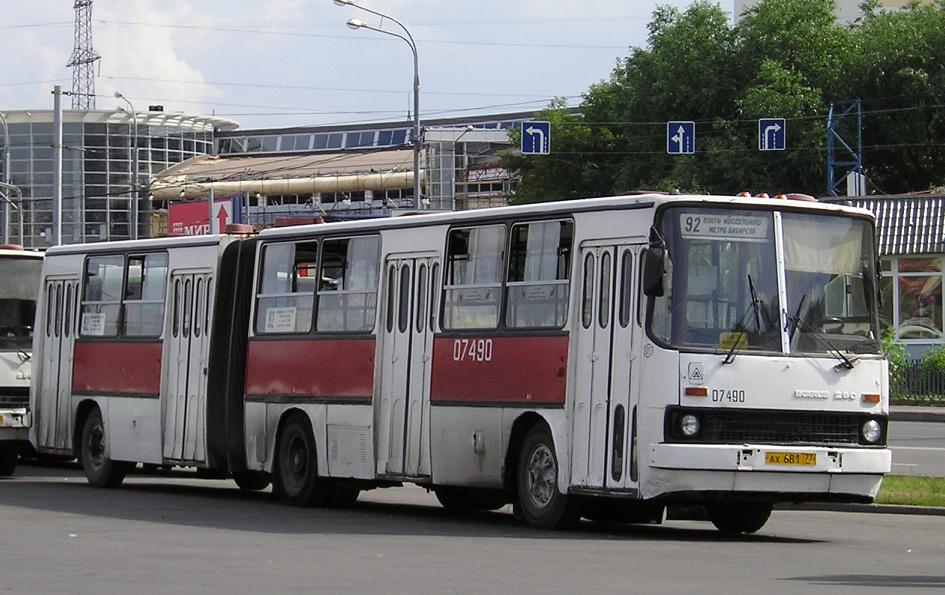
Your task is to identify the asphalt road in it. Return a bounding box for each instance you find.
[0,464,943,594]
[890,421,945,477]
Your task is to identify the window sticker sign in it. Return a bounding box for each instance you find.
[264,307,297,333]
[679,213,770,242]
[80,312,106,336]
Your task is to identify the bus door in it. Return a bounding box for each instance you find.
[571,242,642,488]
[163,270,213,462]
[377,254,438,478]
[37,277,80,450]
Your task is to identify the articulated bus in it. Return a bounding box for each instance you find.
[0,246,43,476]
[30,194,891,532]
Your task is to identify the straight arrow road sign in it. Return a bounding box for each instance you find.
[667,121,695,154]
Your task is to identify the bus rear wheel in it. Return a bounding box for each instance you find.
[706,501,773,534]
[273,414,329,507]
[434,486,507,512]
[0,446,17,477]
[516,425,579,529]
[80,408,130,488]
[233,471,270,491]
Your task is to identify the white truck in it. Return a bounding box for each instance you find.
[0,247,42,476]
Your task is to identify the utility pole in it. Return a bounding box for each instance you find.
[66,0,100,110]
[53,85,63,246]
[207,185,215,235]
[0,111,10,244]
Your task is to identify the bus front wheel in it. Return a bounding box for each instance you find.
[273,413,330,507]
[80,409,130,488]
[706,501,773,534]
[516,425,579,529]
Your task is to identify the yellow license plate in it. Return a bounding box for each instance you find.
[765,451,816,466]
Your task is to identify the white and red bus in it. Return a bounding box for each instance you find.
[0,246,43,476]
[30,194,891,532]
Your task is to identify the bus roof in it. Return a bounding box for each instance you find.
[40,193,876,255]
[257,193,875,241]
[0,248,43,260]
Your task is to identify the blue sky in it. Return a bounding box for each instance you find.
[1,0,731,130]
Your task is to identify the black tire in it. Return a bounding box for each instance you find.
[328,485,361,508]
[233,471,270,491]
[582,498,664,525]
[516,425,579,529]
[706,501,773,534]
[80,409,130,488]
[435,486,507,511]
[272,413,329,507]
[0,446,18,477]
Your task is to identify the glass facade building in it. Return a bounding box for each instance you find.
[0,110,236,248]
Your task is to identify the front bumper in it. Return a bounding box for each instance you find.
[0,408,30,442]
[650,443,891,474]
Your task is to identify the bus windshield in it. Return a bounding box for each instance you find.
[650,206,880,356]
[0,256,42,350]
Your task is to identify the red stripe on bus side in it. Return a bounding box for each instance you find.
[72,341,163,396]
[431,335,568,405]
[244,338,376,399]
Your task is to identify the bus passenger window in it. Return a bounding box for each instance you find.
[582,254,594,329]
[416,264,427,333]
[64,285,72,338]
[316,235,380,333]
[398,265,411,333]
[54,284,62,338]
[429,262,439,331]
[123,253,168,337]
[182,278,193,338]
[80,255,124,337]
[599,250,612,329]
[255,241,317,334]
[443,225,505,330]
[193,278,203,338]
[619,249,633,328]
[172,279,180,338]
[505,220,573,329]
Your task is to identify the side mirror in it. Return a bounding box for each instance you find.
[643,247,666,297]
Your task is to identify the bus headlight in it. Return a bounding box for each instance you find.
[861,419,882,444]
[680,414,700,438]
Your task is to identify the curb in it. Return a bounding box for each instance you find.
[890,408,945,423]
[779,502,945,516]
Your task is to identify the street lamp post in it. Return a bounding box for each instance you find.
[334,0,423,208]
[114,91,140,240]
[0,111,10,244]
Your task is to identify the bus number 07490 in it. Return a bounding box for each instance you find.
[452,338,493,362]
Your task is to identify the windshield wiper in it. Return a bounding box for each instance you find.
[0,336,30,361]
[787,294,806,344]
[722,275,766,365]
[783,313,858,370]
[748,274,762,332]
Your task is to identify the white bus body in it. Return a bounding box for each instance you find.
[0,248,43,475]
[30,194,890,532]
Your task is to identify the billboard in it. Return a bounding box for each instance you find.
[168,196,243,236]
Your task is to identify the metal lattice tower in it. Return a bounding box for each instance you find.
[66,0,101,110]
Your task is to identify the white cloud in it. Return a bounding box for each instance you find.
[94,0,218,113]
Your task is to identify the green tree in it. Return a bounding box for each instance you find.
[502,0,945,201]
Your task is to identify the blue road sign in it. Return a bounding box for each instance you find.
[667,121,695,154]
[759,118,786,151]
[521,121,551,155]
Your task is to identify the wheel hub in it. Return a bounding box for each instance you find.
[526,444,556,508]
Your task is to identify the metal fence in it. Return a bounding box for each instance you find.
[891,362,945,405]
